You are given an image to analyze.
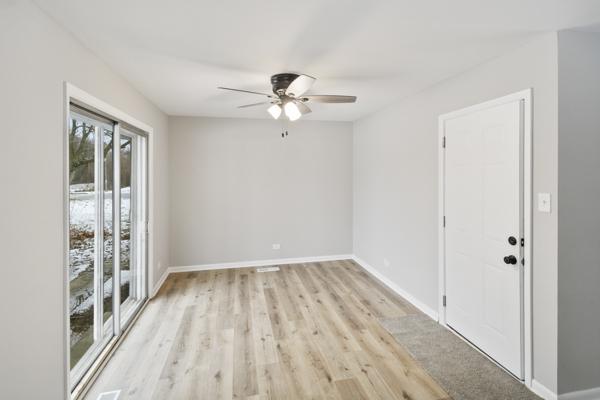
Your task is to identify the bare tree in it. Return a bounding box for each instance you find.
[69,121,131,185]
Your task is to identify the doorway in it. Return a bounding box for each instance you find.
[66,88,150,392]
[438,90,532,382]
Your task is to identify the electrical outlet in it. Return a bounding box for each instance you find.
[272,243,281,250]
[383,258,390,267]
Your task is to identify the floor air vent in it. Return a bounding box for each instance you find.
[256,266,280,273]
[97,390,121,400]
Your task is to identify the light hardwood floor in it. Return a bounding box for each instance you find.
[84,260,450,400]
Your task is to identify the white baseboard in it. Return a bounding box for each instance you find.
[151,267,170,298]
[351,255,439,321]
[560,387,600,400]
[169,254,353,274]
[531,380,558,400]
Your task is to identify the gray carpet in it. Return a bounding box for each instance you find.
[380,315,541,400]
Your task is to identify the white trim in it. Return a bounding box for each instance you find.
[66,84,153,134]
[352,256,439,321]
[112,123,121,337]
[151,267,170,298]
[560,387,600,400]
[147,131,154,301]
[63,82,71,399]
[437,89,533,385]
[169,254,354,274]
[64,82,155,399]
[531,380,558,400]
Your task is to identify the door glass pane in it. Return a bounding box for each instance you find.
[120,135,133,305]
[68,117,97,368]
[69,111,115,382]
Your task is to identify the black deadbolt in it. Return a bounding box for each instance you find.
[508,236,517,246]
[504,255,518,265]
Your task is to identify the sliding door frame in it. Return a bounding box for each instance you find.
[63,82,155,398]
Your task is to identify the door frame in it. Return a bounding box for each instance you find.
[437,89,533,386]
[63,82,155,398]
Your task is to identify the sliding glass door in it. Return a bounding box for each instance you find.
[117,128,147,326]
[68,105,148,389]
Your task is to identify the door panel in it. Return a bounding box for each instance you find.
[69,112,115,383]
[444,100,523,378]
[118,129,147,328]
[68,115,99,368]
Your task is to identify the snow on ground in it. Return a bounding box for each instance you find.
[70,270,131,315]
[69,187,130,230]
[69,187,133,340]
[69,188,131,280]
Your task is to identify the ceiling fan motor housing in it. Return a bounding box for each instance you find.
[271,73,299,95]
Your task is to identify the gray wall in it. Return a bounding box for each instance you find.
[169,117,353,266]
[557,30,600,394]
[353,33,559,392]
[0,2,170,399]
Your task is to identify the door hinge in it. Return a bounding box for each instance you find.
[443,216,446,227]
[442,136,446,148]
[443,295,447,307]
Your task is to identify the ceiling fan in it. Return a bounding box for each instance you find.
[218,73,357,121]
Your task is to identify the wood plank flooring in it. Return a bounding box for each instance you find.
[84,260,450,400]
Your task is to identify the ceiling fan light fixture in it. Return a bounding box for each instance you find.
[217,73,357,121]
[284,101,302,121]
[267,104,282,119]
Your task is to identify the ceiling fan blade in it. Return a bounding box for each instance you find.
[218,87,275,98]
[303,95,357,103]
[296,101,312,115]
[237,101,272,109]
[285,74,316,97]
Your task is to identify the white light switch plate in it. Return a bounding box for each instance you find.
[272,243,280,250]
[538,193,551,213]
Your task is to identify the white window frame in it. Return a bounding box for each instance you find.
[63,82,155,398]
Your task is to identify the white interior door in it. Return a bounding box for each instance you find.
[443,99,523,378]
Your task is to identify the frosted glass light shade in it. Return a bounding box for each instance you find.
[267,104,282,119]
[284,102,301,121]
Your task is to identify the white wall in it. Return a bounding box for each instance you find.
[0,2,169,399]
[168,117,353,267]
[557,30,600,395]
[353,33,559,392]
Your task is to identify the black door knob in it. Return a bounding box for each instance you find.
[508,236,517,246]
[504,255,517,265]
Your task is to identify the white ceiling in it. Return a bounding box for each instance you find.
[36,0,600,121]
